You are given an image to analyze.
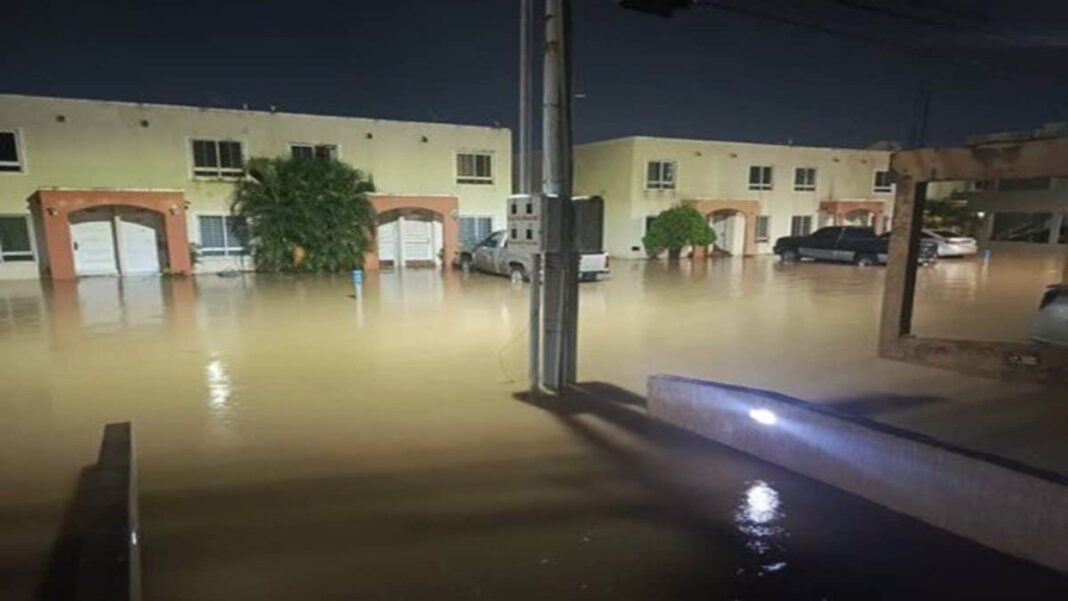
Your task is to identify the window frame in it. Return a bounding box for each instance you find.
[749,165,773,191]
[196,213,250,257]
[755,215,771,243]
[873,170,894,193]
[793,167,817,191]
[189,138,246,180]
[645,160,677,190]
[0,129,26,174]
[0,214,36,263]
[456,152,495,185]
[290,142,340,161]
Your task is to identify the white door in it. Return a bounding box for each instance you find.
[401,219,433,263]
[377,220,398,264]
[711,213,733,254]
[72,221,119,276]
[119,219,161,275]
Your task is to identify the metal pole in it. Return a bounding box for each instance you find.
[520,0,541,393]
[541,0,578,392]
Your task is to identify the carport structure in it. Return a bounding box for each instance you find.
[683,199,760,258]
[880,136,1068,382]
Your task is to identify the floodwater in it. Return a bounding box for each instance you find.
[1,248,1066,599]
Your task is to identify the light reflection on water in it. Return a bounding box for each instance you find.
[735,480,789,575]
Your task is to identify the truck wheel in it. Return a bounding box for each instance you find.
[781,249,800,263]
[460,254,473,272]
[509,264,528,283]
[855,253,877,267]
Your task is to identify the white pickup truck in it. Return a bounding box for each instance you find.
[457,230,610,282]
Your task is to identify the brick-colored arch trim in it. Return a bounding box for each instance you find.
[28,189,191,280]
[364,194,459,271]
[820,200,887,233]
[683,198,762,257]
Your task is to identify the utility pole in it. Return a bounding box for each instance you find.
[519,0,541,393]
[541,0,579,391]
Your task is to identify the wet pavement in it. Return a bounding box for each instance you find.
[1,247,1066,599]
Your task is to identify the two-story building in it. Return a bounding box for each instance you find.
[0,94,512,280]
[573,136,896,258]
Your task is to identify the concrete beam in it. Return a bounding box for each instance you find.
[647,374,1068,573]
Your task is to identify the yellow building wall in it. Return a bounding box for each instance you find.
[0,95,512,278]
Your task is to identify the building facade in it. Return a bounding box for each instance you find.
[0,94,511,280]
[573,136,896,258]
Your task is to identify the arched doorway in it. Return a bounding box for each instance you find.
[375,208,444,269]
[709,209,746,256]
[29,189,191,280]
[69,206,167,276]
[844,209,875,227]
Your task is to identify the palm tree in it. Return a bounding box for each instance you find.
[231,156,375,272]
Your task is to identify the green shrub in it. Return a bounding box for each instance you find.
[232,156,376,272]
[642,205,716,259]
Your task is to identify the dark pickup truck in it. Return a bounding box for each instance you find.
[773,226,938,266]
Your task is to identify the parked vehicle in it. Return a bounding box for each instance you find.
[923,230,979,257]
[1031,285,1068,347]
[457,230,610,282]
[774,226,938,266]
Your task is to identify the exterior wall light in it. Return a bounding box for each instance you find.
[46,207,59,217]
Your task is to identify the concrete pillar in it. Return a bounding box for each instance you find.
[1048,213,1063,246]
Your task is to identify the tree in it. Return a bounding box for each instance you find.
[642,205,716,260]
[232,156,376,273]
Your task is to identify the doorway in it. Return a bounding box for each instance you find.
[69,206,164,277]
[710,210,746,256]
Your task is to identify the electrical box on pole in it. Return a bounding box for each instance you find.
[507,194,604,254]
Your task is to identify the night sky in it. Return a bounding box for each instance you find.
[3,0,1067,148]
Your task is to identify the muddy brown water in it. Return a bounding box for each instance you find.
[1,248,1066,599]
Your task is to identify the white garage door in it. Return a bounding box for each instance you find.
[377,220,398,263]
[402,219,433,262]
[119,219,161,275]
[72,221,119,276]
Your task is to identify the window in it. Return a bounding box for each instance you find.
[791,215,813,237]
[755,215,771,242]
[811,226,840,240]
[291,143,337,160]
[873,170,894,193]
[0,131,22,172]
[192,139,244,178]
[646,161,677,190]
[457,152,494,184]
[198,215,249,256]
[459,216,493,246]
[793,167,816,191]
[0,215,34,262]
[749,166,773,190]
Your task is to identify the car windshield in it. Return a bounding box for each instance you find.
[934,230,962,238]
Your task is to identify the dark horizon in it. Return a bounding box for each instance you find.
[3,0,1068,149]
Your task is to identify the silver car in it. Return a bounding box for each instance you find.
[1031,285,1068,347]
[457,230,610,282]
[923,229,978,258]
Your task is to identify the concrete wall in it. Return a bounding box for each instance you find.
[573,136,894,258]
[647,374,1068,573]
[0,94,512,279]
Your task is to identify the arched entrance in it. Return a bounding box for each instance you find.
[29,189,191,280]
[69,205,167,276]
[709,209,746,256]
[683,199,760,258]
[843,209,875,228]
[364,194,459,271]
[375,208,444,269]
